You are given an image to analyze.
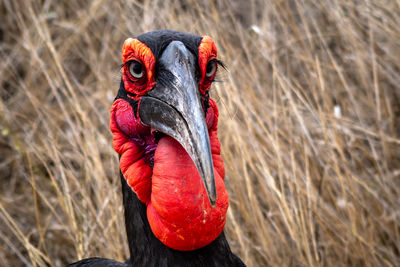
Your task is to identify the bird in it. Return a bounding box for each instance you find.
[69,30,246,267]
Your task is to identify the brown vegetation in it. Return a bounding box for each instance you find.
[1,0,399,266]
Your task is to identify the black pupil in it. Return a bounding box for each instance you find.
[132,62,142,74]
[206,62,215,74]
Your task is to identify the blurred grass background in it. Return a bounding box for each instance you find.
[1,0,399,266]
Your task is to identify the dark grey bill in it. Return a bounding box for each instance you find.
[139,41,216,206]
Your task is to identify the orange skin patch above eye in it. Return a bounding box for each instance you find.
[122,38,156,97]
[198,36,218,94]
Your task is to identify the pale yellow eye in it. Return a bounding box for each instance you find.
[205,60,217,78]
[129,60,144,79]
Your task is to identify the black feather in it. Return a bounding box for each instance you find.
[68,257,128,267]
[137,30,202,62]
[120,172,246,267]
[71,30,246,267]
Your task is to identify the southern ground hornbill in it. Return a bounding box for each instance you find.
[69,30,245,267]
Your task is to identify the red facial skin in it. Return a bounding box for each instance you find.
[122,38,156,100]
[198,36,218,94]
[110,37,228,251]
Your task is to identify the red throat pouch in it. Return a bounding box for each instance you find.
[110,97,229,251]
[148,136,228,251]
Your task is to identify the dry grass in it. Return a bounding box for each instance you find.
[1,0,399,266]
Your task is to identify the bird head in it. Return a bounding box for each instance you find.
[109,31,228,251]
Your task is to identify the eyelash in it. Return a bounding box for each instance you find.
[214,59,226,69]
[207,59,225,82]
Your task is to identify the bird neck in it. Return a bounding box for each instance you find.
[120,172,243,267]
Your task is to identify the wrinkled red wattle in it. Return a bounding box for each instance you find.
[110,98,228,251]
[110,99,153,204]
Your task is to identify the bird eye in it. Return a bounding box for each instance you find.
[129,60,144,79]
[205,60,217,78]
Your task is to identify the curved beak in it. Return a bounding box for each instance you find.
[138,41,216,206]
